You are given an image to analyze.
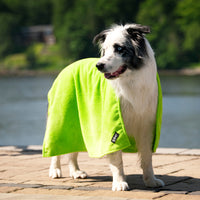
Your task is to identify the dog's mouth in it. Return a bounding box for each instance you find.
[104,65,127,79]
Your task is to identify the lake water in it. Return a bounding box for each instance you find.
[0,74,200,148]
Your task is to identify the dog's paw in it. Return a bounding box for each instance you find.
[49,167,62,179]
[70,170,87,179]
[112,181,129,191]
[144,177,165,188]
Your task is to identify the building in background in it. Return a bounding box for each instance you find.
[21,25,56,45]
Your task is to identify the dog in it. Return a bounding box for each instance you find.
[48,24,165,191]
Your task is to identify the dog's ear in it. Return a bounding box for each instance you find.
[126,24,150,58]
[93,30,108,45]
[126,24,150,36]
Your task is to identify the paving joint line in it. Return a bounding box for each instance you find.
[7,187,24,194]
[152,193,169,199]
[154,157,199,168]
[165,169,184,175]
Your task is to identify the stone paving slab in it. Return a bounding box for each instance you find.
[0,146,200,200]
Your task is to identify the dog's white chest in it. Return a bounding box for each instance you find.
[110,74,158,138]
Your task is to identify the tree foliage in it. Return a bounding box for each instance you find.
[0,0,199,69]
[137,0,181,68]
[52,0,141,60]
[0,12,19,56]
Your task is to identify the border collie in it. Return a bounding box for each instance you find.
[49,24,165,191]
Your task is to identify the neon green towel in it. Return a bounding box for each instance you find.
[43,58,162,158]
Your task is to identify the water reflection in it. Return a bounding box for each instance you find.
[0,76,54,145]
[160,75,200,148]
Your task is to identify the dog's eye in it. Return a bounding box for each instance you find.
[117,46,123,52]
[114,44,124,54]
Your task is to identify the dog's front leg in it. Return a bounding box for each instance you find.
[140,149,165,187]
[49,156,62,178]
[68,152,87,179]
[107,151,129,191]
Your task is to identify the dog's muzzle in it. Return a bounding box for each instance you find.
[96,62,128,79]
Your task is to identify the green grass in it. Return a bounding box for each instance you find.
[3,53,28,70]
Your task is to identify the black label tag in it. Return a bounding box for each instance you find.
[111,132,119,143]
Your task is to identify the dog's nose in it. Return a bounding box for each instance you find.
[96,63,105,71]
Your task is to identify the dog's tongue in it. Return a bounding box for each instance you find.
[104,65,127,79]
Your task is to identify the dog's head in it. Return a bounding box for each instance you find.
[93,24,150,79]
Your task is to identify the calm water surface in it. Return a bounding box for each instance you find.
[0,74,200,148]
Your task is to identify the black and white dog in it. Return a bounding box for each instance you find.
[49,24,165,191]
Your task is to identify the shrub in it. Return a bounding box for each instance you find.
[3,53,28,70]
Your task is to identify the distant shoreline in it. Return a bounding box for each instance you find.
[0,69,59,77]
[159,67,200,76]
[0,67,200,77]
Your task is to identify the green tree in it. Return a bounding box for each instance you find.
[176,0,200,64]
[52,0,95,60]
[137,0,181,69]
[52,0,142,61]
[0,0,199,69]
[0,0,53,58]
[2,0,52,26]
[0,13,19,57]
